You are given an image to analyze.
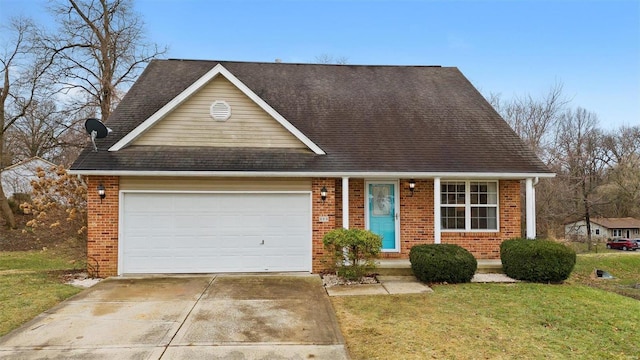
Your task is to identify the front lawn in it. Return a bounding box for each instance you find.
[568,252,640,300]
[0,251,84,336]
[332,254,640,359]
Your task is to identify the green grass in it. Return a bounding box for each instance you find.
[564,240,618,254]
[0,251,84,336]
[332,254,640,359]
[568,252,640,300]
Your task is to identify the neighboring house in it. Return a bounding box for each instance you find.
[1,157,55,198]
[70,60,553,277]
[565,217,640,241]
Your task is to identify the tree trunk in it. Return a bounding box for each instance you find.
[0,87,17,229]
[0,177,16,229]
[583,179,592,251]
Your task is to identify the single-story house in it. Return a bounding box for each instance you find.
[1,157,55,199]
[70,60,553,277]
[565,217,640,241]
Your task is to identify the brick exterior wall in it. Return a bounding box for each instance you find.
[86,176,119,277]
[328,178,521,262]
[86,176,521,275]
[311,178,336,272]
[349,179,365,229]
[395,179,434,258]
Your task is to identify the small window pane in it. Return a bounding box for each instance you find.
[441,205,465,230]
[471,206,497,230]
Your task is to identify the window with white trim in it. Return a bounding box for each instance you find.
[613,229,622,237]
[441,181,498,231]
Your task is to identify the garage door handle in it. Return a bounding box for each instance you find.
[261,240,265,245]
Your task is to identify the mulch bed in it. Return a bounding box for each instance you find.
[0,213,86,257]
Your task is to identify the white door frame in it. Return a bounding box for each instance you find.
[364,180,400,252]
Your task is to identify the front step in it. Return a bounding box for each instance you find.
[375,259,413,276]
[476,260,504,274]
[375,259,503,276]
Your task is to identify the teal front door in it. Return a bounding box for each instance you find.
[368,182,397,251]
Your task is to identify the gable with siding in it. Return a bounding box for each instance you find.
[133,75,307,149]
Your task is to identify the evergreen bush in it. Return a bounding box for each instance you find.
[409,244,477,283]
[501,238,576,283]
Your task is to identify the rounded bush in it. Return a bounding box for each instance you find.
[323,228,382,280]
[500,238,576,283]
[409,244,477,284]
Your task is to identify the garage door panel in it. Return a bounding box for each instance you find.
[121,192,310,274]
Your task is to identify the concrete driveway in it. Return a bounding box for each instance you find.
[0,274,349,359]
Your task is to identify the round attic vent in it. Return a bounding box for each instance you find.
[210,100,231,121]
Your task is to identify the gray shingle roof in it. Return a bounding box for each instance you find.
[71,59,552,175]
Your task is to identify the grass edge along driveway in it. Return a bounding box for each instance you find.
[0,251,83,337]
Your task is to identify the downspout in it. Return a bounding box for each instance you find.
[533,177,538,239]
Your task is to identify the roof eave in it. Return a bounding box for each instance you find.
[68,169,556,179]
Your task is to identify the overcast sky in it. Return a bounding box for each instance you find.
[2,0,639,130]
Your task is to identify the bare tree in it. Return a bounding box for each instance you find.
[7,100,61,159]
[598,126,640,218]
[488,84,570,237]
[1,17,56,229]
[553,107,609,249]
[489,83,569,163]
[314,54,349,65]
[47,0,167,121]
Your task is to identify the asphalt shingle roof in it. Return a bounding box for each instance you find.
[591,217,640,230]
[71,59,552,175]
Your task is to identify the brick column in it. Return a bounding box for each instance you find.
[311,178,336,273]
[87,176,119,277]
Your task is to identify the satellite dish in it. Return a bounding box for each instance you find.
[84,118,112,152]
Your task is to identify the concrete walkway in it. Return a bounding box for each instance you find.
[326,275,433,296]
[0,274,349,360]
[326,272,519,296]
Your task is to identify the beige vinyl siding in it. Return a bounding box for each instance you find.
[133,76,307,148]
[120,177,312,192]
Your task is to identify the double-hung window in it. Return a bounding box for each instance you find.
[441,181,498,231]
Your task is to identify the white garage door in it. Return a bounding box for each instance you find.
[120,192,311,274]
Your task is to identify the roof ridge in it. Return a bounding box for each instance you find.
[163,58,444,68]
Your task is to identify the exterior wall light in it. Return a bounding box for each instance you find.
[320,186,327,203]
[409,179,416,197]
[97,184,106,202]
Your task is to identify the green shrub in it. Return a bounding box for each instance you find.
[323,228,382,281]
[501,238,576,283]
[409,244,477,284]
